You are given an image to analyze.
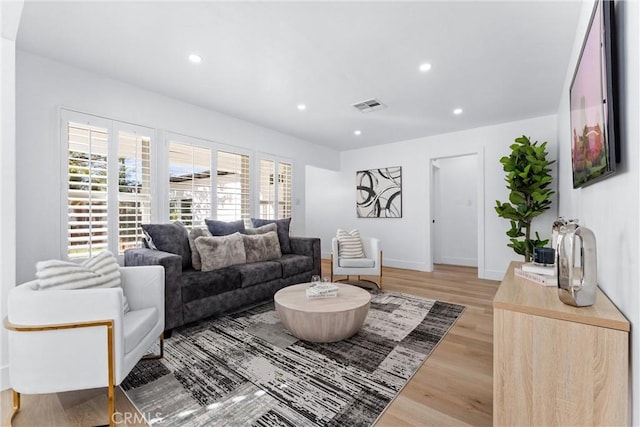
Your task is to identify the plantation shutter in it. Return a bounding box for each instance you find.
[117,131,152,253]
[169,141,212,228]
[278,162,292,219]
[216,151,250,225]
[259,159,276,219]
[67,122,109,260]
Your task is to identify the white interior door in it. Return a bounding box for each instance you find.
[433,154,478,267]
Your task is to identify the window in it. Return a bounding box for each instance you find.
[217,151,250,224]
[67,122,109,259]
[117,131,151,253]
[65,113,154,260]
[169,141,212,228]
[259,158,292,220]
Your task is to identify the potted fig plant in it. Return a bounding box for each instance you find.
[495,135,555,262]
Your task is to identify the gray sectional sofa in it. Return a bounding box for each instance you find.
[124,222,321,335]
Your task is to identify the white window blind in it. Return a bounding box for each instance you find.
[217,151,250,225]
[258,159,292,220]
[259,159,276,219]
[117,131,152,253]
[169,141,212,228]
[278,162,293,219]
[67,122,109,260]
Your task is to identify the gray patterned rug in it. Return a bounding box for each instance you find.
[121,291,464,426]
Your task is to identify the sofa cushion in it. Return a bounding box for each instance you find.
[195,232,246,272]
[181,268,242,302]
[277,254,314,277]
[245,223,277,235]
[188,227,212,270]
[142,222,191,269]
[232,261,282,288]
[339,258,375,268]
[242,231,282,263]
[123,307,158,354]
[251,218,292,254]
[205,219,246,236]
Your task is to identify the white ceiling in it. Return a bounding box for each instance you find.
[16,1,582,151]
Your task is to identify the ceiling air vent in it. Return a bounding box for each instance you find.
[352,98,387,113]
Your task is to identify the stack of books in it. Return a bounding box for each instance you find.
[306,283,339,299]
[515,262,557,286]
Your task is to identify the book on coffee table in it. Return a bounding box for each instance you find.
[306,283,339,299]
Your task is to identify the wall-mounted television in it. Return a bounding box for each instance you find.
[570,0,619,188]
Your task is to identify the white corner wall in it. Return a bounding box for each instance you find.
[1,0,24,392]
[14,51,340,285]
[557,0,639,423]
[306,114,559,280]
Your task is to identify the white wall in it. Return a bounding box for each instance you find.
[557,0,639,423]
[433,155,478,267]
[0,0,24,393]
[14,51,340,286]
[306,114,559,280]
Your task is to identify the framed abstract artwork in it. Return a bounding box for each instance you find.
[356,166,402,218]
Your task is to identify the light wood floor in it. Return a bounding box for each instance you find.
[1,261,499,426]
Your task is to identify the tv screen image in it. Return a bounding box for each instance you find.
[569,0,618,188]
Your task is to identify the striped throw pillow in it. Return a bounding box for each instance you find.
[337,229,365,259]
[36,251,129,312]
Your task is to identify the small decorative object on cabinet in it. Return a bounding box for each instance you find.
[493,262,629,426]
[556,222,598,307]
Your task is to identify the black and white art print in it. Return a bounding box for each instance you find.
[356,166,402,218]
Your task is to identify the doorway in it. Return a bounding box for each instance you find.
[431,154,480,269]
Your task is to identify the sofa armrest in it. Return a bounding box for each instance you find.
[124,248,184,331]
[290,237,321,276]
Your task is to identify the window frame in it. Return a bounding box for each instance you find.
[255,154,294,221]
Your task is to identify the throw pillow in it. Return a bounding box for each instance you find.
[242,231,282,263]
[336,229,365,259]
[250,218,292,254]
[204,219,246,236]
[245,223,277,235]
[188,227,212,270]
[141,222,191,269]
[195,232,246,272]
[36,251,130,312]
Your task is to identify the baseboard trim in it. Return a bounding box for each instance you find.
[436,256,478,267]
[483,269,506,281]
[1,364,9,391]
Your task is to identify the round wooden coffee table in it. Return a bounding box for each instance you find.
[274,283,371,343]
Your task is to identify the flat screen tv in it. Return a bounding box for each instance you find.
[569,0,619,188]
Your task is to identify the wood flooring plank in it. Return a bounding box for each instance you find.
[1,261,499,426]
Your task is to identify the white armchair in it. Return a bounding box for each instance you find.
[331,237,382,289]
[4,265,165,427]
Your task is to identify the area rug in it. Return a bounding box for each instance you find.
[121,291,464,426]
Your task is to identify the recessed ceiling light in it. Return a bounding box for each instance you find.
[419,63,432,72]
[354,130,362,136]
[453,108,463,115]
[188,54,202,64]
[297,104,307,111]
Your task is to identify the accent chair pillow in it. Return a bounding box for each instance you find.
[336,229,365,259]
[188,227,212,270]
[242,231,282,263]
[245,223,277,235]
[36,251,130,313]
[195,232,246,272]
[251,218,292,254]
[204,219,246,236]
[141,222,191,269]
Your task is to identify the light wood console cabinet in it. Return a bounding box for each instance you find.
[493,262,629,426]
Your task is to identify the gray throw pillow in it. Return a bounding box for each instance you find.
[245,223,277,235]
[195,232,246,272]
[141,222,191,269]
[250,218,291,254]
[188,227,212,270]
[204,219,246,236]
[36,251,130,313]
[242,231,282,263]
